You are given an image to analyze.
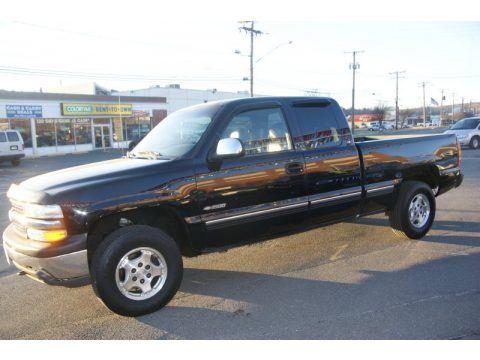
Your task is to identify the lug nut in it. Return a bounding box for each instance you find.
[145,265,150,270]
[146,273,151,278]
[138,263,143,267]
[140,279,145,284]
[131,268,136,273]
[132,276,137,281]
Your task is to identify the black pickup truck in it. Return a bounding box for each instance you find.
[3,97,463,316]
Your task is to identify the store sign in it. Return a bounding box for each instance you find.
[61,103,133,116]
[6,105,43,118]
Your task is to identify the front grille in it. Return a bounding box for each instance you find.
[11,200,24,214]
[11,220,27,237]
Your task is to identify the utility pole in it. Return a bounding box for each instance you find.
[345,50,364,134]
[461,97,465,113]
[440,89,445,126]
[390,70,405,129]
[452,93,455,123]
[239,21,264,97]
[419,82,428,127]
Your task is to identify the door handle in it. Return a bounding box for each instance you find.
[286,162,304,174]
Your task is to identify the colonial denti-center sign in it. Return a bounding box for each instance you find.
[61,103,133,116]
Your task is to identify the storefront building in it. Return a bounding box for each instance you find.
[0,91,166,156]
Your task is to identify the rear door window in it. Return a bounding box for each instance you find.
[0,132,6,142]
[6,132,20,142]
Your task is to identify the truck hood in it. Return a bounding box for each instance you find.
[19,157,176,205]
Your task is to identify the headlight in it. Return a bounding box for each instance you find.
[23,204,64,219]
[456,134,467,140]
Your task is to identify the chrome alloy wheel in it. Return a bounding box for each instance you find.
[408,193,431,228]
[115,247,167,300]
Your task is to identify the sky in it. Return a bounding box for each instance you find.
[0,0,478,110]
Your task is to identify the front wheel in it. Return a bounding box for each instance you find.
[91,225,183,316]
[470,136,479,149]
[388,181,436,239]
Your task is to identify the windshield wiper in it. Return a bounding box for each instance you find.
[131,150,162,160]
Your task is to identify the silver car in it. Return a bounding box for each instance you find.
[444,117,480,149]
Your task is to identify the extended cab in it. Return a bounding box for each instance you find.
[3,97,463,316]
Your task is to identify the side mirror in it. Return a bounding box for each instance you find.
[215,138,245,159]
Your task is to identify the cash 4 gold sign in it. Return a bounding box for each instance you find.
[61,103,133,116]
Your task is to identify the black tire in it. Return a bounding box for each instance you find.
[11,159,20,167]
[470,136,480,149]
[91,225,183,316]
[388,181,436,239]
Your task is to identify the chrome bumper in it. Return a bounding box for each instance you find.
[3,227,89,286]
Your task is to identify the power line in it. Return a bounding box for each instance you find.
[0,65,240,83]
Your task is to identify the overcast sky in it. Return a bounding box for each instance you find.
[0,0,478,110]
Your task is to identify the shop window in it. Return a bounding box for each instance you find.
[74,119,92,145]
[126,117,151,141]
[57,119,75,146]
[36,119,56,147]
[10,119,32,148]
[0,119,9,130]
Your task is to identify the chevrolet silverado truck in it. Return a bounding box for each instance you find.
[3,97,463,316]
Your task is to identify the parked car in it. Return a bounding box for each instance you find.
[127,136,144,151]
[3,97,463,316]
[368,124,384,131]
[444,117,480,149]
[0,129,25,166]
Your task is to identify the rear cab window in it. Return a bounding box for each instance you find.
[0,132,6,142]
[289,100,351,151]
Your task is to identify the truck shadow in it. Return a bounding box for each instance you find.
[137,250,480,339]
[351,217,480,246]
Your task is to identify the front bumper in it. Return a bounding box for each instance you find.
[3,225,89,286]
[457,137,470,146]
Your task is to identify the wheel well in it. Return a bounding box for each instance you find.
[402,165,439,191]
[87,206,191,264]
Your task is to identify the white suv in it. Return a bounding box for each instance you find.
[0,129,25,166]
[444,117,480,149]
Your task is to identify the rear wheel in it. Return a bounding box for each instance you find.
[91,225,183,316]
[470,136,479,149]
[388,181,436,239]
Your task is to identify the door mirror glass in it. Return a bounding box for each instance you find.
[216,138,245,159]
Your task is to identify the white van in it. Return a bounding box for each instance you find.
[0,129,25,166]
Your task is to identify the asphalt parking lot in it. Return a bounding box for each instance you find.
[0,135,479,339]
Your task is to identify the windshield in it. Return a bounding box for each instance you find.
[451,118,480,130]
[130,102,220,158]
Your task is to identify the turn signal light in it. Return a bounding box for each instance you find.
[27,228,67,242]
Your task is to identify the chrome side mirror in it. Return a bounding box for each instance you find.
[216,138,245,159]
